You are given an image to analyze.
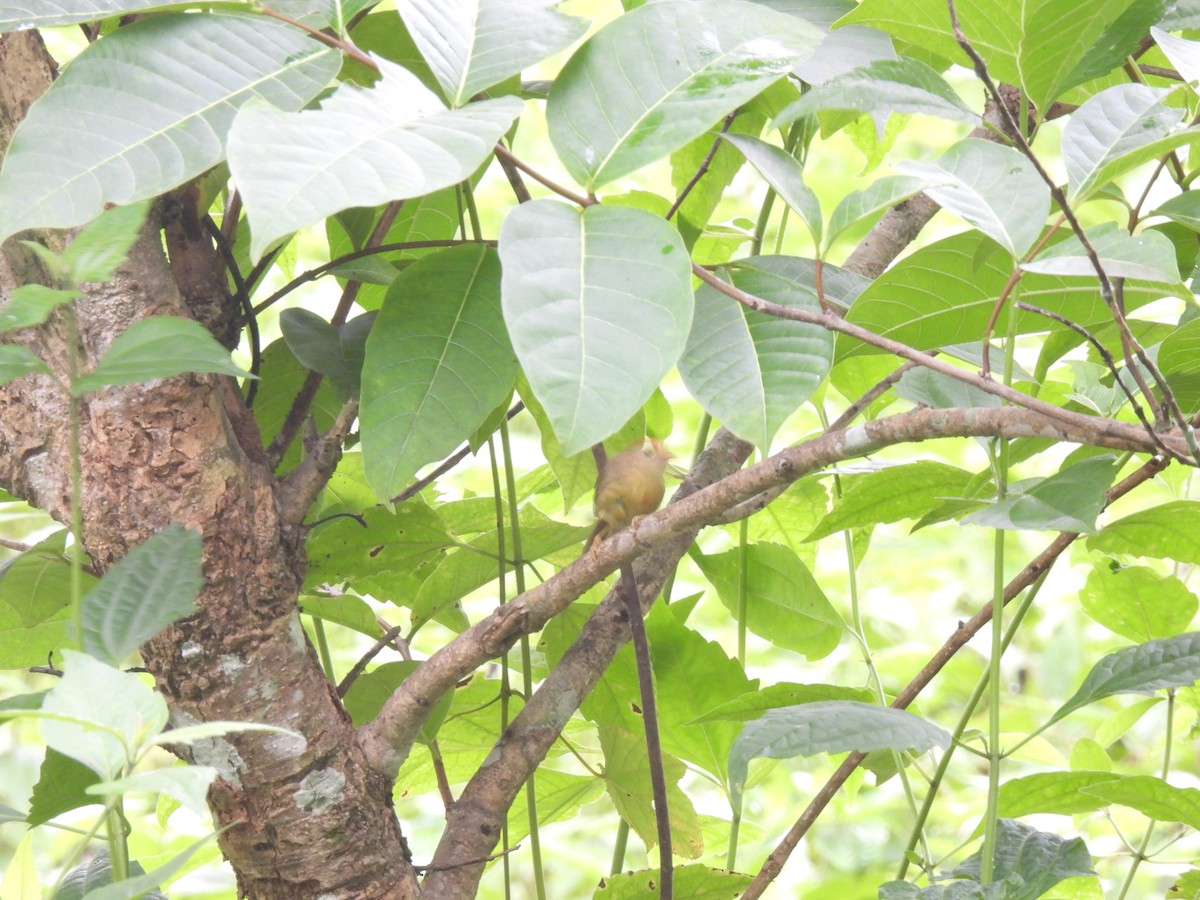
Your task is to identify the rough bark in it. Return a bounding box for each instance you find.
[0,31,418,900]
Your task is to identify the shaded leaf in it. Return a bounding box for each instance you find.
[1049,632,1200,726]
[962,456,1118,534]
[680,256,837,451]
[27,748,102,827]
[73,317,251,395]
[360,245,516,499]
[80,524,202,666]
[693,543,843,659]
[950,819,1094,900]
[729,701,950,808]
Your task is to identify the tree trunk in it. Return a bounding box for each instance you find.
[0,30,418,899]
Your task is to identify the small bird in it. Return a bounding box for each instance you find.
[583,438,673,554]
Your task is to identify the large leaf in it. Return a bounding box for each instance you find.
[0,0,185,30]
[692,543,843,659]
[1021,222,1182,284]
[546,0,820,189]
[1158,317,1200,415]
[728,701,950,808]
[0,13,338,243]
[774,57,978,127]
[80,524,202,667]
[498,200,692,454]
[40,651,169,779]
[961,455,1118,534]
[996,771,1123,819]
[1048,632,1200,726]
[897,138,1049,259]
[1088,500,1200,564]
[1080,564,1198,643]
[400,0,587,106]
[949,819,1094,900]
[719,134,821,246]
[806,461,975,540]
[229,58,521,260]
[1081,775,1200,830]
[1062,84,1198,202]
[838,231,1172,359]
[72,317,251,395]
[279,309,375,398]
[843,0,1143,113]
[680,256,837,451]
[360,245,517,501]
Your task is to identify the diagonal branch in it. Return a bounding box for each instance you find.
[357,403,1185,779]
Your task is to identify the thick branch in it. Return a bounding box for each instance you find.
[359,403,1180,777]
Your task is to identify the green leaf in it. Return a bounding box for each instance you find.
[251,338,341,475]
[67,834,211,900]
[996,771,1123,820]
[300,594,384,639]
[962,455,1118,533]
[41,651,169,779]
[56,853,166,900]
[826,174,926,250]
[229,58,521,261]
[0,530,94,629]
[27,748,102,827]
[774,58,978,128]
[1081,565,1198,643]
[635,601,757,783]
[60,200,151,284]
[693,543,842,659]
[843,0,1143,113]
[1081,775,1200,829]
[79,524,202,667]
[1022,222,1182,283]
[304,503,454,589]
[720,134,821,246]
[599,724,703,857]
[342,661,452,742]
[1088,500,1200,564]
[897,138,1048,259]
[839,231,1169,359]
[0,344,50,385]
[72,316,250,395]
[0,601,69,670]
[409,506,587,633]
[1049,632,1200,726]
[1151,26,1200,86]
[499,200,692,455]
[1063,84,1198,202]
[546,0,820,189]
[1159,318,1200,416]
[400,0,587,106]
[949,819,1094,900]
[0,0,188,30]
[279,309,375,398]
[360,245,517,500]
[689,682,875,725]
[728,701,950,808]
[595,865,752,898]
[0,285,79,333]
[88,766,217,817]
[680,256,837,451]
[806,461,975,541]
[0,13,338,243]
[1154,190,1200,230]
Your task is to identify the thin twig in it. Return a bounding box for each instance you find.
[665,110,739,221]
[337,624,407,697]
